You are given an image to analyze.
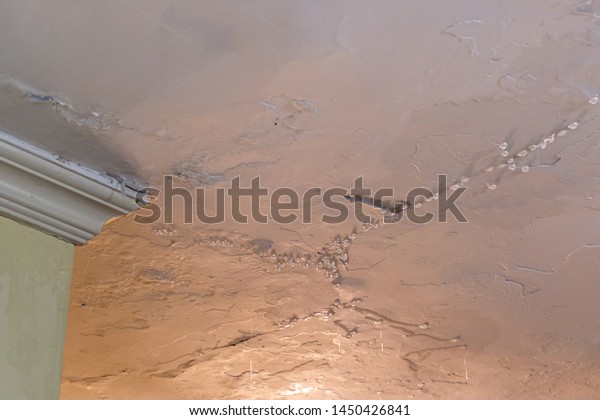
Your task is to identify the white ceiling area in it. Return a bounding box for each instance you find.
[3,0,598,186]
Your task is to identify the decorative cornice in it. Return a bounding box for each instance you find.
[0,130,142,244]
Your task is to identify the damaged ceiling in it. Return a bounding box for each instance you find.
[1,0,600,399]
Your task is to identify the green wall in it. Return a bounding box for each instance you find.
[0,216,74,399]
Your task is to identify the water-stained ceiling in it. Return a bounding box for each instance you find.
[2,0,600,399]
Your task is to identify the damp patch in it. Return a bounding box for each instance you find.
[170,152,225,185]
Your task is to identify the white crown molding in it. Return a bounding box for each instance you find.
[0,130,142,244]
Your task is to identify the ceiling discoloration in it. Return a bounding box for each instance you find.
[1,0,599,399]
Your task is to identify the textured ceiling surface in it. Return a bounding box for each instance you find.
[1,0,600,399]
